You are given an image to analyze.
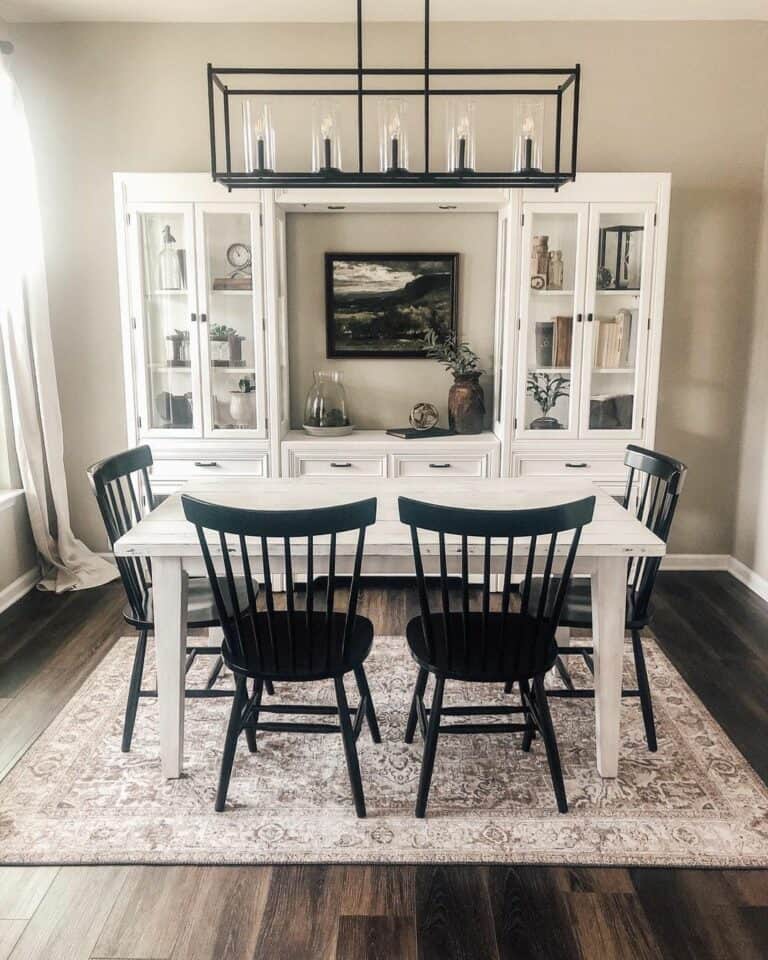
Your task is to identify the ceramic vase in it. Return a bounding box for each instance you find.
[448,373,484,434]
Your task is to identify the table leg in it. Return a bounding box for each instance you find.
[591,556,628,778]
[152,557,188,779]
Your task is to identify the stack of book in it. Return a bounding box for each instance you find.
[535,316,572,368]
[593,309,633,369]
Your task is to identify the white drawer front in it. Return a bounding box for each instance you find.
[393,455,487,479]
[294,456,386,478]
[151,457,267,480]
[515,456,627,480]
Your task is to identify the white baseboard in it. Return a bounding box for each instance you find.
[662,554,730,571]
[727,556,768,603]
[0,567,40,615]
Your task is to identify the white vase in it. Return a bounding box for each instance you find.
[229,391,254,428]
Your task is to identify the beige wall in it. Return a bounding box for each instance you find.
[287,212,497,430]
[7,20,768,554]
[734,139,768,580]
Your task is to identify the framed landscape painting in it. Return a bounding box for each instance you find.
[325,252,459,358]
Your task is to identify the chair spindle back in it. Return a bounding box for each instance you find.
[87,445,155,622]
[398,495,595,676]
[181,495,377,675]
[622,444,687,620]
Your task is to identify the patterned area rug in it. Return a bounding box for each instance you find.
[1,634,767,867]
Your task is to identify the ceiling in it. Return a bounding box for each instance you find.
[1,0,767,23]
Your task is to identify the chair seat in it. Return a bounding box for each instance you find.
[123,578,258,630]
[528,577,646,630]
[222,612,374,681]
[406,612,557,682]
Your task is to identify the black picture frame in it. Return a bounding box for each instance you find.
[325,252,459,359]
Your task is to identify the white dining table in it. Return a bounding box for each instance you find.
[113,476,665,781]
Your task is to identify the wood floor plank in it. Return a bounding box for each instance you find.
[564,892,662,960]
[416,865,499,960]
[253,865,345,960]
[725,870,768,906]
[336,865,416,917]
[0,868,59,920]
[169,866,271,960]
[486,866,580,960]
[550,867,634,894]
[0,921,25,960]
[92,866,204,959]
[629,868,768,960]
[7,867,127,960]
[336,916,416,960]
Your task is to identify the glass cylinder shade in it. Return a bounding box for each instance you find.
[446,98,476,174]
[513,99,544,174]
[378,98,409,175]
[303,370,349,429]
[311,99,343,175]
[242,100,276,173]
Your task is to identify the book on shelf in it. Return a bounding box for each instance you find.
[554,316,572,367]
[593,309,633,369]
[386,427,456,439]
[535,320,555,367]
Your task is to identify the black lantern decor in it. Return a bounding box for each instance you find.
[207,0,580,190]
[597,225,644,291]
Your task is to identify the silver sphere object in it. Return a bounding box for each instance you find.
[409,402,439,431]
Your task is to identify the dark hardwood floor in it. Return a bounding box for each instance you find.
[0,572,766,959]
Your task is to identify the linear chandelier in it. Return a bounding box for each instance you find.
[206,1,580,189]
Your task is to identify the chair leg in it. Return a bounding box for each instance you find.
[504,680,514,695]
[335,676,366,818]
[554,655,576,691]
[405,668,429,744]
[415,675,445,819]
[519,678,535,753]
[632,630,657,752]
[215,678,248,812]
[533,675,567,813]
[122,630,148,753]
[354,666,381,744]
[205,655,224,690]
[244,680,263,754]
[265,679,275,696]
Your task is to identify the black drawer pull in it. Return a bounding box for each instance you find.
[429,463,451,469]
[576,312,583,323]
[200,312,207,323]
[587,312,594,322]
[194,460,219,467]
[565,462,589,469]
[330,462,352,468]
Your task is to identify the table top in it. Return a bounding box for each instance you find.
[114,477,665,559]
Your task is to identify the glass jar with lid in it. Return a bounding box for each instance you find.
[303,370,353,435]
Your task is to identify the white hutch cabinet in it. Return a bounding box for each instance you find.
[114,173,670,497]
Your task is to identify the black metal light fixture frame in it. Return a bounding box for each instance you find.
[207,0,580,190]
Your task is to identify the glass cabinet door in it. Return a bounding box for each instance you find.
[580,204,655,436]
[516,204,588,437]
[130,204,202,436]
[195,205,266,437]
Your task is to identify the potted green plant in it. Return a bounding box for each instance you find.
[209,323,245,366]
[229,377,254,428]
[526,372,570,429]
[166,328,190,366]
[421,325,485,434]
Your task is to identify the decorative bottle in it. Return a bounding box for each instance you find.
[158,225,183,290]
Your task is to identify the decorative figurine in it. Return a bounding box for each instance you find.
[547,250,564,290]
[409,402,440,431]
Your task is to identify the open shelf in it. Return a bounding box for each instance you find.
[531,290,574,297]
[595,289,640,296]
[592,367,634,374]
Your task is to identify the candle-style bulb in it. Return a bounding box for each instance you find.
[522,116,536,138]
[389,113,401,139]
[320,116,334,139]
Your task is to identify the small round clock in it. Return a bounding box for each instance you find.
[226,242,251,271]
